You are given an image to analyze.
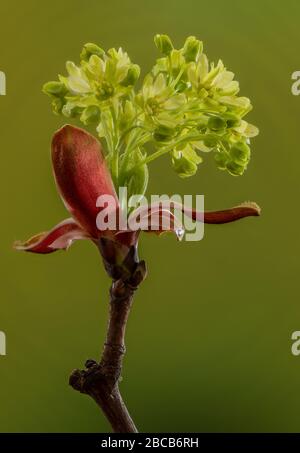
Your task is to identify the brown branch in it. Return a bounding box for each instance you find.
[69,240,146,433]
[67,200,261,432]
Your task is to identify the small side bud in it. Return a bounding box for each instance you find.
[80,105,100,125]
[214,151,228,170]
[121,64,140,86]
[183,36,203,62]
[80,43,105,61]
[230,142,250,165]
[226,160,245,176]
[154,34,173,55]
[62,103,84,118]
[203,136,218,148]
[51,98,65,115]
[43,81,66,97]
[171,146,202,178]
[153,124,176,142]
[172,152,198,178]
[224,112,241,128]
[208,116,226,131]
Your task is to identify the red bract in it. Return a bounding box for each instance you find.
[52,125,119,238]
[14,125,260,254]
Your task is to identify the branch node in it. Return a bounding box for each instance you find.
[69,369,85,392]
[85,359,97,369]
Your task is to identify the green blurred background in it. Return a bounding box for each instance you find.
[1,0,300,433]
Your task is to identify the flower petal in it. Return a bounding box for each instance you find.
[52,125,119,238]
[14,219,90,254]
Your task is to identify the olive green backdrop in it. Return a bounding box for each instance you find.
[1,0,299,432]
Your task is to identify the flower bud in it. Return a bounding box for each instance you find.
[170,50,185,78]
[121,64,140,86]
[80,105,100,125]
[153,124,176,142]
[203,136,218,148]
[226,160,245,176]
[230,142,250,164]
[183,36,203,62]
[52,98,65,115]
[172,152,198,178]
[120,100,135,130]
[208,116,226,131]
[154,34,173,55]
[175,80,188,93]
[224,113,241,128]
[214,151,228,170]
[80,43,105,61]
[171,146,202,178]
[43,81,67,97]
[62,103,84,118]
[125,149,149,200]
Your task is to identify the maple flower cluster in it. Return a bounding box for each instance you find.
[43,35,258,200]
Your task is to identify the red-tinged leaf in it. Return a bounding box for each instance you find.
[202,202,261,223]
[14,218,90,254]
[131,200,260,239]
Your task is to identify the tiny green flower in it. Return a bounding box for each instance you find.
[214,150,228,170]
[183,36,203,62]
[154,34,173,55]
[121,64,140,87]
[230,141,250,165]
[80,105,100,125]
[62,103,84,118]
[153,124,177,143]
[226,160,245,176]
[171,145,203,178]
[208,116,227,131]
[51,97,65,115]
[43,81,67,97]
[80,43,105,61]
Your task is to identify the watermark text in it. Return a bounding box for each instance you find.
[0,331,6,356]
[95,187,205,242]
[0,71,6,95]
[291,71,300,96]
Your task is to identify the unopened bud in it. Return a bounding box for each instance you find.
[203,136,218,148]
[226,160,245,176]
[214,151,228,170]
[52,98,64,115]
[230,142,250,164]
[172,151,198,178]
[153,124,176,142]
[208,116,226,131]
[80,105,100,125]
[43,81,66,97]
[154,34,173,55]
[62,103,84,118]
[183,36,203,62]
[224,113,241,128]
[121,64,140,86]
[80,43,105,61]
